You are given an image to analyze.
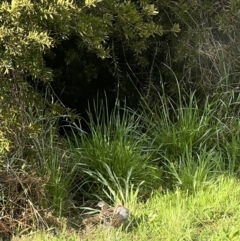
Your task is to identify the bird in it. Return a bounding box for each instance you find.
[102,204,129,228]
[82,201,113,226]
[96,200,112,211]
[82,201,129,228]
[97,201,129,228]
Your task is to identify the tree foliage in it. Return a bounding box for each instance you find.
[0,0,174,79]
[153,0,240,94]
[2,0,240,107]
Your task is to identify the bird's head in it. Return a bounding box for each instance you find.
[96,201,109,209]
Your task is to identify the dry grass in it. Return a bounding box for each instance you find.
[0,168,65,239]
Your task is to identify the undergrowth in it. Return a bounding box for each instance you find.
[12,175,240,241]
[2,75,240,239]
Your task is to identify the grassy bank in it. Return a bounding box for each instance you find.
[13,175,240,240]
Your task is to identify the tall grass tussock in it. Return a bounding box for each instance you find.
[3,74,240,240]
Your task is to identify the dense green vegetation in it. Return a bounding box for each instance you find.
[11,176,240,240]
[1,0,240,240]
